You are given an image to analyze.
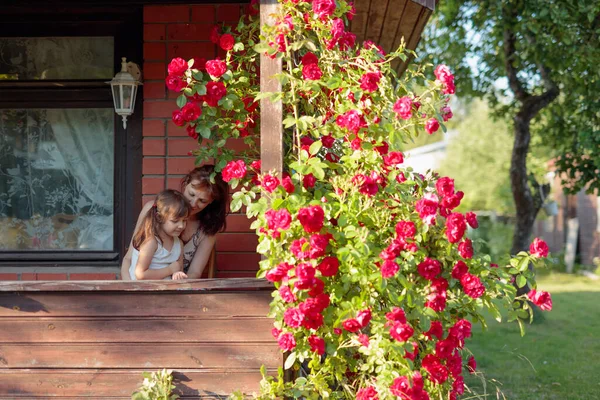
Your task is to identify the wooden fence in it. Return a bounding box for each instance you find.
[0,279,278,399]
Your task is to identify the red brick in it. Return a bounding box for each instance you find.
[168,120,188,136]
[227,137,257,154]
[167,177,184,190]
[191,5,216,22]
[217,252,260,271]
[216,233,258,252]
[21,273,36,281]
[143,81,166,100]
[168,24,212,41]
[168,157,196,175]
[37,273,67,281]
[143,157,166,175]
[226,214,254,232]
[144,100,177,118]
[144,5,189,23]
[0,273,18,281]
[168,89,180,100]
[168,138,197,156]
[144,24,166,41]
[168,42,215,61]
[143,119,166,137]
[217,5,241,22]
[142,195,156,206]
[143,138,166,156]
[142,176,165,195]
[69,273,117,280]
[143,62,166,80]
[144,42,166,61]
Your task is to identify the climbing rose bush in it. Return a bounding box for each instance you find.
[166,0,551,398]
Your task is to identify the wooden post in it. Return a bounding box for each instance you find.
[260,0,283,179]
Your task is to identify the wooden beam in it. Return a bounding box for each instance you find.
[260,0,283,178]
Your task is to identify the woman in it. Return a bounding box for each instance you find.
[121,165,229,279]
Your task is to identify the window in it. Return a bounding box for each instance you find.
[0,8,142,264]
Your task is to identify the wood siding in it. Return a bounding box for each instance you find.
[0,279,278,398]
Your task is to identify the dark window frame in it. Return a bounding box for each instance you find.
[0,6,143,266]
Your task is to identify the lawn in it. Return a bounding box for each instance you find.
[464,273,600,400]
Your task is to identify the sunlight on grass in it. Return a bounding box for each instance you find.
[464,273,600,400]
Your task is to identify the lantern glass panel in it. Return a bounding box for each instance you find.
[122,84,133,111]
[111,84,121,110]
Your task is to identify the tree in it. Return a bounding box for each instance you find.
[421,0,600,254]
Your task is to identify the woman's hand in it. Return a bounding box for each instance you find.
[172,271,188,280]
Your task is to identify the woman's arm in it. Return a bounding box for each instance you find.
[134,238,178,280]
[120,201,154,280]
[185,234,217,279]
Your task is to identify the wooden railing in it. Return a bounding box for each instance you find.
[0,278,278,399]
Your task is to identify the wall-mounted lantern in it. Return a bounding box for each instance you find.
[108,57,142,129]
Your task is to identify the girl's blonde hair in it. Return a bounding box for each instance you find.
[132,190,189,250]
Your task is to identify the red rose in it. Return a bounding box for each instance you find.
[356,309,372,328]
[384,151,404,167]
[390,376,410,397]
[295,262,315,282]
[219,33,235,51]
[336,109,363,133]
[458,238,474,259]
[221,160,246,182]
[529,238,549,258]
[209,25,220,44]
[460,273,485,298]
[453,375,465,395]
[261,174,280,193]
[342,318,361,333]
[385,307,406,323]
[441,105,453,121]
[271,328,281,339]
[436,177,455,197]
[321,135,335,148]
[415,193,439,225]
[393,96,413,120]
[283,307,304,328]
[425,320,443,340]
[282,176,295,194]
[265,208,291,231]
[290,238,310,259]
[297,205,324,233]
[381,260,399,278]
[165,74,187,92]
[425,117,440,134]
[301,52,319,65]
[303,173,316,189]
[307,278,325,297]
[451,260,468,280]
[445,212,466,243]
[205,59,227,78]
[425,291,447,312]
[466,211,478,228]
[434,64,456,95]
[374,141,389,155]
[417,257,441,280]
[360,71,381,92]
[308,335,325,355]
[422,354,449,384]
[302,63,323,80]
[186,125,198,140]
[389,321,414,342]
[172,110,185,126]
[317,256,339,277]
[358,333,370,347]
[449,318,472,340]
[395,220,416,238]
[278,332,296,351]
[181,102,201,122]
[467,355,477,373]
[167,57,188,76]
[338,31,356,51]
[279,286,296,303]
[527,289,552,311]
[312,0,336,19]
[356,387,378,400]
[436,336,458,359]
[205,81,227,107]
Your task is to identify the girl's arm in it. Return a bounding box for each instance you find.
[171,247,187,280]
[135,238,177,280]
[121,202,154,280]
[184,234,217,279]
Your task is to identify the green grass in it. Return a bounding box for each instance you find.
[463,273,600,400]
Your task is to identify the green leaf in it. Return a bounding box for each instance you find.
[192,71,203,81]
[195,125,212,139]
[284,352,296,370]
[221,70,233,81]
[176,95,187,108]
[230,197,242,212]
[194,85,207,96]
[233,42,245,52]
[309,140,322,155]
[516,275,527,288]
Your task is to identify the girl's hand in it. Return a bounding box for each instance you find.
[172,271,188,280]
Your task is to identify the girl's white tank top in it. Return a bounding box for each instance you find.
[129,237,182,280]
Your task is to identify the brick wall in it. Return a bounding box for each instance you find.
[142,4,259,278]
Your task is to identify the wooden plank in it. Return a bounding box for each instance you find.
[411,0,435,10]
[0,292,272,317]
[260,0,283,178]
[0,343,281,369]
[0,278,272,292]
[364,0,389,43]
[378,0,408,51]
[350,0,373,43]
[0,369,273,397]
[0,318,274,343]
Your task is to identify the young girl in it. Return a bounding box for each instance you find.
[128,190,190,280]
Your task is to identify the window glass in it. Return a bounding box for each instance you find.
[0,108,114,251]
[0,37,114,80]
